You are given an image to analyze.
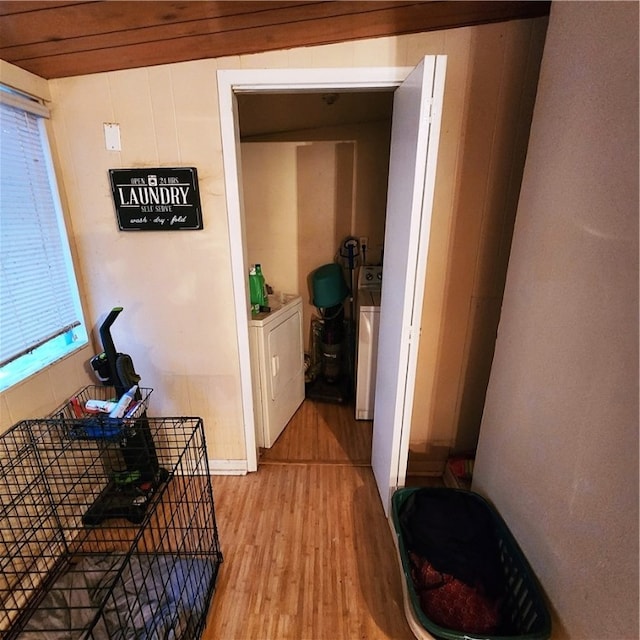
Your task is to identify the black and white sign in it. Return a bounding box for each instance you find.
[109,167,203,231]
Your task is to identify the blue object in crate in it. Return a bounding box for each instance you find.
[69,417,124,441]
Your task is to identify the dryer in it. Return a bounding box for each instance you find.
[355,266,382,420]
[249,295,304,447]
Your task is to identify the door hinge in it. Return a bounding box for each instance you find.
[407,325,422,343]
[425,98,434,124]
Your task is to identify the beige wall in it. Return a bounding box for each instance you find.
[0,19,547,468]
[244,119,393,270]
[410,17,548,464]
[297,142,345,330]
[242,142,300,296]
[242,118,391,351]
[473,2,639,637]
[243,140,346,348]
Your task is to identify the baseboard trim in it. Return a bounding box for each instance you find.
[208,459,248,475]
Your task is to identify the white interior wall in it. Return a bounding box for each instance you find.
[242,139,345,351]
[242,119,394,268]
[242,142,299,296]
[296,141,341,319]
[472,3,639,637]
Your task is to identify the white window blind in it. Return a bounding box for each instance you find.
[0,99,84,369]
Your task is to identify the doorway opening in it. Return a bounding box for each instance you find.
[237,90,394,465]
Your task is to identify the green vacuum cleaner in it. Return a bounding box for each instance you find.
[83,307,169,525]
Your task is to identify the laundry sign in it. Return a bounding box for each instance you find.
[109,167,203,230]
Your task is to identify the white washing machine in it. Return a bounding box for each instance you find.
[355,266,382,420]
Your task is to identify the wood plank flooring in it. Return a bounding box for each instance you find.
[259,399,372,466]
[202,399,417,639]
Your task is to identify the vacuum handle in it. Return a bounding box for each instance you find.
[340,237,359,271]
[99,307,124,397]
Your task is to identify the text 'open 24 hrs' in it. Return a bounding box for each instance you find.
[109,167,203,231]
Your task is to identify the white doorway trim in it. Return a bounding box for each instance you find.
[217,67,412,473]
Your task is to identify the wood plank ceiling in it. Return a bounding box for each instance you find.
[0,1,550,80]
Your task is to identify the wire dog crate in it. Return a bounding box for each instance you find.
[0,411,222,639]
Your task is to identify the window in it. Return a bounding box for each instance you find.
[0,86,87,391]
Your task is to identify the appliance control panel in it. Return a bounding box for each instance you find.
[358,265,383,290]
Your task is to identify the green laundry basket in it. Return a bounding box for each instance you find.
[391,487,552,640]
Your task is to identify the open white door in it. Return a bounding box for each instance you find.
[371,56,446,515]
[218,63,445,482]
[219,66,422,474]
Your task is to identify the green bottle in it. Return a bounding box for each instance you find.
[249,265,262,314]
[254,264,266,307]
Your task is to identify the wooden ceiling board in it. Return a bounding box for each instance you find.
[0,1,551,79]
[0,1,78,16]
[0,2,406,60]
[0,2,324,46]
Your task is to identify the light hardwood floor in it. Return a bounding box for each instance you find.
[203,398,421,640]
